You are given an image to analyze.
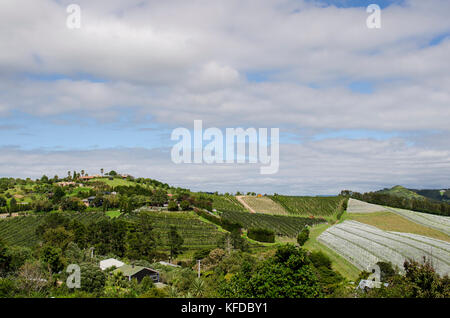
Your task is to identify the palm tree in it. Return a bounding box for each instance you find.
[67,171,71,180]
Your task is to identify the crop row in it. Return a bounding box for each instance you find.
[318,220,450,277]
[270,195,346,217]
[0,211,224,248]
[221,210,326,237]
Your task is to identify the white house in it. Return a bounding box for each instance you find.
[99,258,125,271]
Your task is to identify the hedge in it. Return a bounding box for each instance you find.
[247,228,275,243]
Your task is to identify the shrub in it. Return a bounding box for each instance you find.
[180,200,191,211]
[168,200,179,211]
[297,226,310,246]
[247,228,275,243]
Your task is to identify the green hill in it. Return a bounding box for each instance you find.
[376,185,426,200]
[410,189,450,203]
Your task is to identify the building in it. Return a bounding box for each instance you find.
[99,258,160,283]
[100,258,125,271]
[113,264,160,283]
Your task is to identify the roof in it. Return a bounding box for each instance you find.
[159,261,181,268]
[113,264,159,277]
[99,258,125,271]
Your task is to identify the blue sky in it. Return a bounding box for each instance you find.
[0,0,449,194]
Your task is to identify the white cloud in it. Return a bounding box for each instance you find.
[1,137,449,194]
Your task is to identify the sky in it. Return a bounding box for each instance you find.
[0,0,449,195]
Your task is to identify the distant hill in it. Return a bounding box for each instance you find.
[410,188,450,203]
[376,185,426,200]
[376,185,450,203]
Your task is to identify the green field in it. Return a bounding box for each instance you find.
[270,195,346,219]
[0,211,224,250]
[88,177,143,188]
[221,210,326,237]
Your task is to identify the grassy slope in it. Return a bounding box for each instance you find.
[345,211,450,242]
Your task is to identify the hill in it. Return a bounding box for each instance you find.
[410,189,450,203]
[376,185,426,200]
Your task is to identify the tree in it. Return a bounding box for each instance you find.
[180,200,191,211]
[0,196,6,207]
[40,245,64,274]
[220,244,322,298]
[42,226,74,251]
[168,200,179,211]
[168,226,184,261]
[297,226,310,246]
[52,186,66,203]
[17,262,48,295]
[0,239,11,274]
[78,262,106,294]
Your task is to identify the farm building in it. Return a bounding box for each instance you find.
[113,264,160,283]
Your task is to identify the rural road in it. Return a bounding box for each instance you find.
[236,196,256,213]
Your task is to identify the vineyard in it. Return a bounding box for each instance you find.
[0,211,224,249]
[221,210,326,237]
[207,194,247,212]
[270,195,346,218]
[318,220,450,277]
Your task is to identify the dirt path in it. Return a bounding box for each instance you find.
[236,196,256,213]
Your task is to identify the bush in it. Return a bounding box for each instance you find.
[168,200,179,211]
[297,226,310,246]
[247,228,275,243]
[180,200,191,211]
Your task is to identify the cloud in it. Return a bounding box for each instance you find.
[1,137,449,194]
[0,0,449,192]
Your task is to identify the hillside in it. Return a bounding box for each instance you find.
[376,185,426,200]
[270,195,347,219]
[410,189,450,203]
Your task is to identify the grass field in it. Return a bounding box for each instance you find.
[238,196,287,215]
[347,211,450,242]
[106,210,122,219]
[270,195,346,219]
[88,177,143,187]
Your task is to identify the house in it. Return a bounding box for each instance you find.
[79,176,95,181]
[100,258,125,271]
[100,258,160,283]
[57,181,77,187]
[113,264,160,283]
[82,196,97,207]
